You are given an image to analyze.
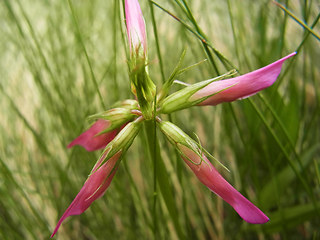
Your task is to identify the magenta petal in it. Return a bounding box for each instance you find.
[68,119,119,152]
[125,0,147,53]
[180,145,269,224]
[51,152,121,238]
[193,52,296,106]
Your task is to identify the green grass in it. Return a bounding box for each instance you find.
[1,0,319,239]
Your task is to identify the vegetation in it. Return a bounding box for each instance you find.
[0,0,319,239]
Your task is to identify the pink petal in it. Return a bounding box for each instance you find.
[68,119,119,152]
[51,152,121,238]
[125,0,147,53]
[193,52,296,106]
[180,145,269,224]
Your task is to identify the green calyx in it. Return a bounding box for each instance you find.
[158,120,229,171]
[88,108,135,133]
[159,70,237,114]
[94,117,144,170]
[106,117,143,156]
[128,56,156,120]
[112,99,139,109]
[158,120,205,166]
[88,100,139,134]
[158,120,198,151]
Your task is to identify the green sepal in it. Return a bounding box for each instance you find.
[157,48,208,103]
[157,49,187,102]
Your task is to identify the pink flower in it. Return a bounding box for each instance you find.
[52,119,142,237]
[179,144,269,224]
[67,119,121,152]
[125,0,147,54]
[51,151,122,238]
[192,52,296,106]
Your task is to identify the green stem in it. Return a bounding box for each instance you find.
[144,120,185,240]
[152,120,157,240]
[144,93,158,239]
[144,120,158,240]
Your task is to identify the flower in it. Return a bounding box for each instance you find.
[125,0,147,55]
[67,119,121,151]
[51,151,122,238]
[192,52,296,106]
[52,118,142,237]
[158,120,269,224]
[160,52,296,113]
[180,144,269,224]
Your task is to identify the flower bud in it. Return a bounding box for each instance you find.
[125,0,147,56]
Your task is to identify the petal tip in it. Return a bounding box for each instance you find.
[246,214,270,224]
[50,224,60,238]
[282,52,297,61]
[235,203,270,224]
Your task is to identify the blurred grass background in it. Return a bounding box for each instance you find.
[0,0,319,239]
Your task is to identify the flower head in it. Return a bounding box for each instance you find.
[52,0,296,235]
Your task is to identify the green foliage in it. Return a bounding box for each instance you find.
[0,0,319,239]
